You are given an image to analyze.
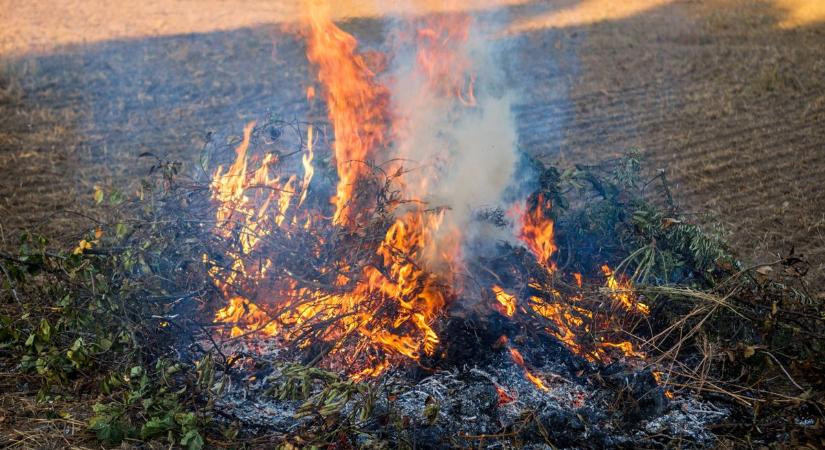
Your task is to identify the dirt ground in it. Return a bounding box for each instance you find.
[1,0,823,295]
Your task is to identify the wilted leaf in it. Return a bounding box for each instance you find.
[755,266,773,276]
[93,186,104,204]
[661,217,682,228]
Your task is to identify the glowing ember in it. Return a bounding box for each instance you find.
[496,385,515,404]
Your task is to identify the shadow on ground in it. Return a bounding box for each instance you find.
[1,0,824,289]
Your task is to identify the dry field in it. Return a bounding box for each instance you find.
[1,0,824,292]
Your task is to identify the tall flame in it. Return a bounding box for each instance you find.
[304,0,389,225]
[519,194,558,271]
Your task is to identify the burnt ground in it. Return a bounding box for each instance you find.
[0,0,824,446]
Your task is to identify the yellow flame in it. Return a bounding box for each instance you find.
[601,264,649,314]
[492,285,517,317]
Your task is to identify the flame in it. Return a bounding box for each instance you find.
[298,125,315,207]
[600,264,649,314]
[507,346,549,391]
[207,2,478,379]
[652,370,675,399]
[206,0,653,382]
[492,285,516,317]
[573,272,583,288]
[304,0,389,225]
[599,341,644,359]
[518,194,557,271]
[530,298,588,355]
[524,371,550,391]
[413,14,476,104]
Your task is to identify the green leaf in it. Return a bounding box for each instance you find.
[66,338,88,369]
[129,366,144,378]
[89,403,130,445]
[38,318,51,341]
[181,429,204,450]
[109,190,124,206]
[175,412,197,428]
[140,415,175,439]
[96,337,113,351]
[115,222,129,239]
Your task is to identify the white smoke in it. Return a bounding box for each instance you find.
[385,11,520,266]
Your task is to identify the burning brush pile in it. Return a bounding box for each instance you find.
[199,115,727,447]
[192,4,728,447]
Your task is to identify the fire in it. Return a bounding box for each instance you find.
[303,0,389,225]
[599,341,644,359]
[530,296,593,360]
[507,346,549,391]
[652,370,675,399]
[210,150,450,369]
[206,0,653,383]
[601,264,649,314]
[518,194,557,271]
[492,285,516,317]
[524,371,550,391]
[207,1,481,379]
[413,14,475,104]
[298,124,314,207]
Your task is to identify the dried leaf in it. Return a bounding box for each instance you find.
[755,266,773,276]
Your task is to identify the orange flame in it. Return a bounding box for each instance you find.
[304,1,389,225]
[413,14,476,104]
[508,346,549,391]
[518,194,557,271]
[528,295,602,362]
[207,1,653,382]
[601,264,649,315]
[492,285,516,317]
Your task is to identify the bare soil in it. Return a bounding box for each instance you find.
[1,0,823,287]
